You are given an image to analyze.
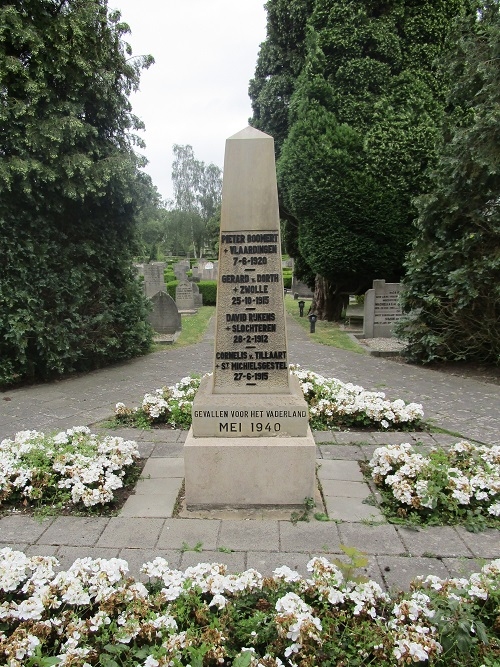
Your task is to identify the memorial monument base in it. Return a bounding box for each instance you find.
[184,427,316,509]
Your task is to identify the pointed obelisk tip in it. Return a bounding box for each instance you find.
[220,125,278,232]
[228,126,273,141]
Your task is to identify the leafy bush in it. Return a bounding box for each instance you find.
[114,367,424,432]
[370,441,500,530]
[198,280,217,305]
[0,1,153,387]
[0,427,140,510]
[166,280,178,300]
[1,550,499,666]
[166,280,217,305]
[396,6,500,365]
[164,269,176,283]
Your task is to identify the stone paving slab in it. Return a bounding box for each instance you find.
[150,443,184,458]
[325,497,383,522]
[397,526,474,558]
[119,492,179,518]
[454,527,500,558]
[96,518,164,549]
[157,519,220,551]
[330,432,378,445]
[318,459,364,481]
[133,478,181,495]
[279,521,341,553]
[142,458,184,478]
[318,444,365,460]
[377,555,450,592]
[137,442,155,458]
[321,480,370,498]
[0,515,54,543]
[36,516,110,547]
[312,431,337,443]
[218,520,280,553]
[338,524,406,555]
[25,544,59,558]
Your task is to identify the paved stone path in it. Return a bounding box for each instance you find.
[0,315,498,591]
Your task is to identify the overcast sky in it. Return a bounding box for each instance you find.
[110,0,268,202]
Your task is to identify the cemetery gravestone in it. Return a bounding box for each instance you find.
[150,261,166,271]
[363,279,403,338]
[291,274,314,299]
[201,260,218,281]
[184,127,316,509]
[175,280,196,311]
[192,282,203,308]
[173,261,189,281]
[143,263,167,298]
[147,291,181,335]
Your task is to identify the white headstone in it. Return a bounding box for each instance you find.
[363,279,403,338]
[143,263,166,298]
[175,280,196,311]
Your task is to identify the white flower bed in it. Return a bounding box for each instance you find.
[115,367,424,431]
[0,548,498,666]
[290,365,424,430]
[369,441,500,522]
[0,427,139,508]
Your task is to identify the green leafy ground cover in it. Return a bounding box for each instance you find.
[368,442,500,531]
[113,368,424,433]
[0,428,142,518]
[1,548,499,666]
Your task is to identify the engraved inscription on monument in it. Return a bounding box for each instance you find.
[213,230,288,394]
[374,288,402,325]
[363,279,403,338]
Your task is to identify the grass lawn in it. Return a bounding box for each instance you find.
[285,295,366,354]
[173,306,215,347]
[151,300,366,354]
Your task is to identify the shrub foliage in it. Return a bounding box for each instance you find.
[0,0,154,387]
[396,2,500,365]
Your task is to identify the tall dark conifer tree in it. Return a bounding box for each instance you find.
[250,0,474,319]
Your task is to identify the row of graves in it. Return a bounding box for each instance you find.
[136,257,403,344]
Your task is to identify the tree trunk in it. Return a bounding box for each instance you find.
[312,275,347,321]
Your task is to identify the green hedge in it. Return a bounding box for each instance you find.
[166,280,218,306]
[166,273,292,303]
[164,270,176,283]
[198,281,217,305]
[166,281,177,300]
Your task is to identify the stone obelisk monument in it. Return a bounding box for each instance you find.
[184,127,316,508]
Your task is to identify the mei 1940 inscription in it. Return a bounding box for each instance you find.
[213,230,289,394]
